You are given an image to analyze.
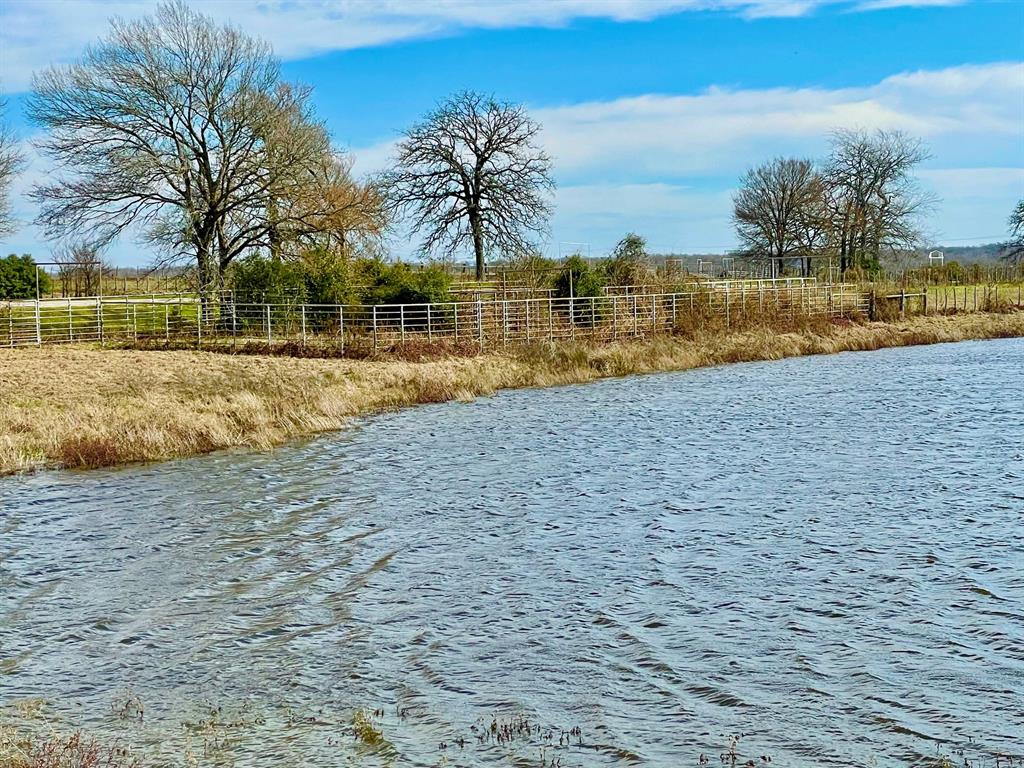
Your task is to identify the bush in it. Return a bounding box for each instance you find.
[228,254,453,307]
[553,254,605,299]
[602,233,651,286]
[229,254,306,303]
[356,260,452,305]
[0,254,51,300]
[300,247,357,305]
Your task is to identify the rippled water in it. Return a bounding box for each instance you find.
[2,339,1023,767]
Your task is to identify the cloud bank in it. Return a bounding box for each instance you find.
[347,61,1022,254]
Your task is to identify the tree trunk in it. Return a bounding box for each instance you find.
[469,210,485,281]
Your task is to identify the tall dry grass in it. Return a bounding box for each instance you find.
[2,312,1022,474]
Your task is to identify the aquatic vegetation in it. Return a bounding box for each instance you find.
[350,709,384,747]
[0,728,141,768]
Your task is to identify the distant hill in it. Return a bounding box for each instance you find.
[934,243,1009,264]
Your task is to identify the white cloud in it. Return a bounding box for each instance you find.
[0,0,974,93]
[532,62,1024,180]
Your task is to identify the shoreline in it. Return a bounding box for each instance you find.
[2,311,1022,475]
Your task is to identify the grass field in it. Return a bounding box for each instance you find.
[2,311,1022,475]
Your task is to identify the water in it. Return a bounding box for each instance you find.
[2,339,1022,767]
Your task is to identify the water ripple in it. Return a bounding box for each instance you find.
[1,339,1023,766]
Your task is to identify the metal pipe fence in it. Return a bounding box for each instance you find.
[0,283,879,351]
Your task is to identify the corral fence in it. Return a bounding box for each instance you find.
[2,283,868,351]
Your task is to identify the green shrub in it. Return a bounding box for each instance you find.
[301,247,357,305]
[554,254,604,299]
[0,254,51,300]
[229,255,306,303]
[356,260,452,305]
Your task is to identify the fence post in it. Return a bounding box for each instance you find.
[34,299,41,346]
[477,299,483,350]
[399,304,405,344]
[632,294,638,336]
[197,301,202,347]
[266,304,272,344]
[8,301,14,347]
[97,298,104,345]
[525,299,531,342]
[68,299,73,342]
[301,304,307,345]
[372,304,378,351]
[725,283,730,328]
[612,295,618,339]
[339,306,345,355]
[548,295,553,341]
[164,304,169,340]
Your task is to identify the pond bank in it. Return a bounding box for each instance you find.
[2,311,1022,474]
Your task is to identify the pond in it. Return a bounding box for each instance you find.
[1,339,1022,766]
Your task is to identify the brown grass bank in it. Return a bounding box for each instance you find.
[2,312,1022,474]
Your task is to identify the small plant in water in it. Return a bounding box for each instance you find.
[351,708,384,747]
[110,692,143,723]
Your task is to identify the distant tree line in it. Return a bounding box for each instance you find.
[731,130,941,278]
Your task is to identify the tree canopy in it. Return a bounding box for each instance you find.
[384,91,554,281]
[28,1,362,297]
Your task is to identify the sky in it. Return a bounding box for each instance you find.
[1,0,1022,265]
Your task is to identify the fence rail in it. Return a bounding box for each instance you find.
[1,283,873,352]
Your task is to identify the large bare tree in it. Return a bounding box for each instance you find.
[0,97,25,239]
[385,91,554,281]
[732,157,827,278]
[823,129,935,274]
[28,1,338,299]
[1003,199,1024,264]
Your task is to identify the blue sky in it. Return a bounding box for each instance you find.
[2,0,1022,265]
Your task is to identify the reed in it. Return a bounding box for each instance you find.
[2,311,1022,474]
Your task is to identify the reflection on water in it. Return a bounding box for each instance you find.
[2,339,1023,766]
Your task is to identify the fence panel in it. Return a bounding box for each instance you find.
[7,279,1006,352]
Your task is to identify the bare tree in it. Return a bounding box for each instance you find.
[384,91,554,281]
[28,1,338,301]
[0,97,25,239]
[732,157,827,278]
[1003,199,1024,264]
[823,129,935,275]
[275,153,389,259]
[53,241,105,297]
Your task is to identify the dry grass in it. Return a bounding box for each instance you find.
[2,311,1022,475]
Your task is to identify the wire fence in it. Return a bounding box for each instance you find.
[2,283,872,352]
